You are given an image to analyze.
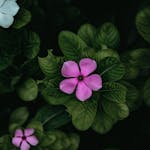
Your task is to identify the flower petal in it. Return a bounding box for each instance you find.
[61,61,80,77]
[76,81,92,101]
[0,13,14,28]
[84,74,102,91]
[0,0,20,16]
[24,128,34,137]
[26,135,39,146]
[79,58,97,76]
[0,0,5,7]
[12,137,22,147]
[60,78,78,94]
[14,129,23,137]
[20,141,30,150]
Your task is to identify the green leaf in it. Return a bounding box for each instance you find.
[41,79,70,105]
[101,82,127,103]
[129,48,150,69]
[65,99,97,131]
[95,22,120,49]
[17,78,38,101]
[66,133,80,150]
[23,31,40,59]
[78,24,96,47]
[92,107,115,134]
[48,130,71,150]
[121,81,140,111]
[38,50,63,78]
[136,7,150,43]
[102,100,129,120]
[9,107,29,126]
[143,78,150,106]
[34,106,70,130]
[59,31,87,60]
[99,57,125,82]
[13,8,32,29]
[95,49,120,62]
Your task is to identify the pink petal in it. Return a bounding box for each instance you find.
[20,141,30,150]
[61,61,80,77]
[12,137,22,147]
[26,135,39,146]
[79,58,97,76]
[76,81,92,101]
[24,128,34,137]
[84,74,102,91]
[14,129,23,137]
[60,78,78,94]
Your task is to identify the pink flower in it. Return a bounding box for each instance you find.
[59,58,102,101]
[12,128,39,150]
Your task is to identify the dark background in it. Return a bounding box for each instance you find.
[1,0,150,149]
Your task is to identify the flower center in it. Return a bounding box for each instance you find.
[78,75,84,81]
[22,136,26,140]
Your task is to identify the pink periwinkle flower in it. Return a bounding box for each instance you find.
[12,128,39,150]
[59,58,102,101]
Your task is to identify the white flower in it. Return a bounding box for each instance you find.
[0,0,20,28]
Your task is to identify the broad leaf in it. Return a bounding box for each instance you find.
[102,100,129,120]
[59,31,87,60]
[65,99,98,131]
[78,24,96,47]
[9,107,29,126]
[99,57,125,82]
[34,106,70,130]
[38,50,63,78]
[23,31,40,59]
[13,8,32,29]
[95,22,120,49]
[92,107,115,134]
[121,81,140,111]
[101,82,127,103]
[143,78,150,106]
[136,7,150,43]
[17,78,38,101]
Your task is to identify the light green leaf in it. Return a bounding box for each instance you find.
[95,22,120,49]
[9,107,29,126]
[13,8,32,29]
[38,50,63,78]
[99,57,125,82]
[17,78,38,101]
[65,99,98,131]
[121,81,140,111]
[143,78,150,106]
[102,100,129,120]
[59,31,87,60]
[101,82,127,103]
[78,24,96,47]
[23,31,40,59]
[136,7,150,43]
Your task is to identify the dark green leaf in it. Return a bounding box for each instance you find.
[95,22,120,49]
[136,7,150,43]
[101,82,127,103]
[13,8,32,29]
[78,24,96,47]
[59,31,87,60]
[99,57,125,82]
[17,78,38,101]
[143,78,150,106]
[65,99,97,131]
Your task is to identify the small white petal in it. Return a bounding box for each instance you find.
[0,13,14,28]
